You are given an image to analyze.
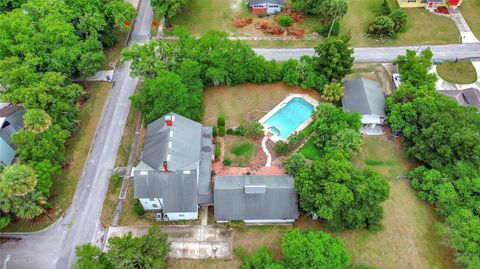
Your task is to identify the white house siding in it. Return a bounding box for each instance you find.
[163,212,198,221]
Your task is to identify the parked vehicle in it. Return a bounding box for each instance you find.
[392,73,401,89]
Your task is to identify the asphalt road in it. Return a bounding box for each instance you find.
[0,0,153,268]
[255,43,480,62]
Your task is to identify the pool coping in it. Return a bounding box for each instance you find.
[259,94,319,142]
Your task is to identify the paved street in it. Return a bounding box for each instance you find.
[0,0,153,268]
[255,43,480,62]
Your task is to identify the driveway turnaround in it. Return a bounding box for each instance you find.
[105,226,233,259]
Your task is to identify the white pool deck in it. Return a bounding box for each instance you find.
[259,94,319,142]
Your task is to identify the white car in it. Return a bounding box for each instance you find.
[392,73,401,89]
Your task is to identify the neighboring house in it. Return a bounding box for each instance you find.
[439,88,480,109]
[0,105,25,166]
[397,0,462,8]
[214,175,299,224]
[249,0,284,15]
[342,78,386,135]
[133,113,214,221]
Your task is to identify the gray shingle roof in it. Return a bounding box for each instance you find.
[214,175,299,221]
[439,88,480,108]
[141,112,202,171]
[198,126,214,204]
[342,79,386,117]
[134,170,198,213]
[249,0,284,6]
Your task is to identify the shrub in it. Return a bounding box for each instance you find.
[287,132,306,150]
[278,15,293,27]
[219,126,226,137]
[212,126,218,137]
[133,200,145,216]
[257,12,265,18]
[217,116,225,128]
[317,20,341,37]
[223,158,232,166]
[368,15,395,37]
[0,216,10,230]
[215,141,221,160]
[380,0,391,16]
[245,122,264,138]
[274,141,289,155]
[236,124,247,136]
[284,153,307,177]
[390,9,407,33]
[226,128,235,135]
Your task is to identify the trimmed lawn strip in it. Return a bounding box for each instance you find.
[342,0,460,46]
[231,142,255,156]
[225,136,256,167]
[241,39,322,48]
[100,174,124,226]
[437,60,478,84]
[299,137,321,161]
[460,1,480,40]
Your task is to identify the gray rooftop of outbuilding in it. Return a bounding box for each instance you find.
[439,88,480,108]
[134,170,198,213]
[141,112,202,171]
[342,79,386,117]
[214,175,299,221]
[249,0,284,6]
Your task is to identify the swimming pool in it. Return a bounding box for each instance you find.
[263,97,315,140]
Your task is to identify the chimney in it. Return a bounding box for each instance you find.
[165,115,173,127]
[163,161,168,172]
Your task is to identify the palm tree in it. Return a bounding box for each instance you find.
[321,82,345,102]
[23,109,52,133]
[10,190,45,220]
[0,164,37,197]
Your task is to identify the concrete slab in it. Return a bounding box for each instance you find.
[105,225,232,259]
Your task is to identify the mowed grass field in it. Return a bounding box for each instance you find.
[437,60,478,84]
[342,0,460,46]
[203,82,319,127]
[460,0,480,40]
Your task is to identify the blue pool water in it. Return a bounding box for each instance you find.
[264,97,314,140]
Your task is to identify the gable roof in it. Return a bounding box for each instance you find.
[134,170,198,213]
[0,105,25,148]
[249,0,284,6]
[141,112,202,171]
[342,79,386,117]
[439,88,480,108]
[214,175,299,221]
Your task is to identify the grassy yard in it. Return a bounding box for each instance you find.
[102,31,129,70]
[437,60,478,84]
[203,82,319,127]
[225,136,256,167]
[460,0,480,40]
[299,137,321,161]
[342,0,460,46]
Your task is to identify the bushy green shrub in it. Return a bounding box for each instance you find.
[212,126,218,137]
[0,216,10,230]
[257,12,265,18]
[236,125,247,136]
[219,126,226,137]
[215,141,221,160]
[274,141,289,155]
[317,20,341,37]
[217,116,225,127]
[223,158,232,166]
[284,153,307,177]
[226,128,235,135]
[278,15,294,27]
[245,122,264,138]
[287,133,306,150]
[133,200,145,216]
[368,16,395,37]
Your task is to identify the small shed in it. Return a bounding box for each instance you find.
[249,0,284,15]
[214,175,299,224]
[342,78,386,135]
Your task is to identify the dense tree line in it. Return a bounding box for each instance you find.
[0,0,135,229]
[123,29,353,124]
[75,225,170,269]
[386,49,480,268]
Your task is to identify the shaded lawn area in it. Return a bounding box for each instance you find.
[203,82,319,127]
[102,31,129,70]
[225,136,256,167]
[437,60,478,84]
[342,0,460,46]
[460,0,480,40]
[299,137,321,161]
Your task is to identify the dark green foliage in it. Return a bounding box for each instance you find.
[152,0,191,19]
[0,216,10,230]
[75,225,170,269]
[226,128,235,135]
[286,132,306,150]
[390,9,407,33]
[278,15,293,27]
[133,200,145,216]
[257,12,265,18]
[223,158,232,166]
[313,35,354,82]
[217,116,226,127]
[240,247,284,269]
[219,126,226,137]
[245,122,264,138]
[282,229,351,269]
[284,153,307,177]
[274,141,289,155]
[317,20,341,37]
[368,16,395,37]
[29,160,61,196]
[369,1,407,37]
[214,141,221,160]
[380,0,391,16]
[387,49,480,268]
[212,126,218,137]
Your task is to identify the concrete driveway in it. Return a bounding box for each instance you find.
[105,225,232,259]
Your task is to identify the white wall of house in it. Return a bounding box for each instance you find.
[139,198,163,210]
[361,115,385,125]
[163,211,198,221]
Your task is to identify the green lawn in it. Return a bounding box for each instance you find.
[225,136,256,167]
[299,137,321,161]
[460,0,480,40]
[342,0,460,46]
[437,60,478,84]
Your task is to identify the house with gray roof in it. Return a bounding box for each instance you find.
[249,0,284,15]
[134,113,214,221]
[0,105,25,166]
[342,78,386,135]
[439,88,480,109]
[214,175,299,224]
